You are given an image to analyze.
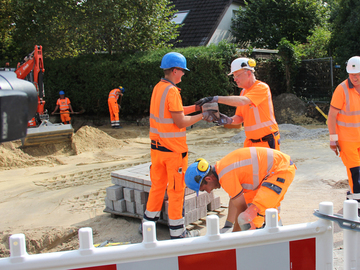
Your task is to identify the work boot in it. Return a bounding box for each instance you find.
[178,229,200,238]
[113,125,122,129]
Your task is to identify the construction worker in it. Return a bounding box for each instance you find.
[141,52,218,239]
[108,86,125,128]
[51,91,74,124]
[185,147,296,232]
[328,56,360,214]
[196,58,280,150]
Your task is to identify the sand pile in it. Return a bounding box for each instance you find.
[72,125,123,154]
[0,142,61,170]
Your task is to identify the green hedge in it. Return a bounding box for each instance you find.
[43,43,286,120]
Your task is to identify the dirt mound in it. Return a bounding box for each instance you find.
[0,142,63,170]
[72,125,123,154]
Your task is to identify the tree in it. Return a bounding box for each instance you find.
[329,0,360,69]
[231,0,328,49]
[77,0,179,54]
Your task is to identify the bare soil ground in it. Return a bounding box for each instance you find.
[0,122,348,268]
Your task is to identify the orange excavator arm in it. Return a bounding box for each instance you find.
[15,45,45,100]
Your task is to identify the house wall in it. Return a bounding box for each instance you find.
[207,3,240,45]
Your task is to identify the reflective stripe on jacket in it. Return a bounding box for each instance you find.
[331,78,360,142]
[108,89,119,99]
[216,147,291,198]
[235,81,278,139]
[149,79,187,153]
[57,98,70,111]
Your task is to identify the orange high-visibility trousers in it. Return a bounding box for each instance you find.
[108,98,119,125]
[244,164,296,228]
[338,140,360,193]
[60,110,71,124]
[146,149,187,221]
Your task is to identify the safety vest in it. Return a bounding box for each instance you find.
[236,81,278,139]
[57,98,70,111]
[333,79,360,142]
[216,147,291,198]
[108,89,119,100]
[149,80,187,153]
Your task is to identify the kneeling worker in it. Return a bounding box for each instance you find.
[185,147,296,232]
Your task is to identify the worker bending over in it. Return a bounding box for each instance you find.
[328,56,360,214]
[108,86,125,129]
[141,52,217,239]
[196,58,280,150]
[185,147,296,232]
[51,91,74,124]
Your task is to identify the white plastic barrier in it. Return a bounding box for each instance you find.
[0,202,334,270]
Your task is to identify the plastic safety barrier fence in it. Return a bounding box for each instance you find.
[0,201,341,270]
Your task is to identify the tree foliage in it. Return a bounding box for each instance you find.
[329,0,360,67]
[231,0,328,49]
[1,0,179,62]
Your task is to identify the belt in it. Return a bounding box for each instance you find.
[151,140,172,152]
[250,131,279,143]
[151,140,187,158]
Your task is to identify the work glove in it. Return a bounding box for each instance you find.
[238,204,260,231]
[217,113,233,125]
[202,110,219,122]
[195,96,219,107]
[220,220,234,234]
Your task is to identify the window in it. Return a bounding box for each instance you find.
[171,11,189,24]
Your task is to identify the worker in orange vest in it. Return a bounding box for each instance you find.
[328,56,360,214]
[196,58,280,150]
[196,58,281,231]
[140,52,218,239]
[185,147,296,232]
[51,91,74,124]
[108,86,125,129]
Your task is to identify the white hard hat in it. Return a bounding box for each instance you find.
[346,56,360,74]
[228,58,256,75]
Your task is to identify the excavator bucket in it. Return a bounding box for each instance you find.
[21,121,74,146]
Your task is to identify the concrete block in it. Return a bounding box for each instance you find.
[134,189,148,204]
[184,194,196,214]
[185,211,192,226]
[114,199,126,212]
[105,197,114,210]
[106,185,123,201]
[144,185,151,193]
[126,201,135,213]
[208,195,221,211]
[123,188,135,202]
[135,202,146,216]
[199,206,207,219]
[196,192,207,207]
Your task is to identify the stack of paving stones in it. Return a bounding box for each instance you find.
[104,162,221,226]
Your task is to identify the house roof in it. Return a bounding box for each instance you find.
[171,0,243,47]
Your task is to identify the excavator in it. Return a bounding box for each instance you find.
[14,45,74,146]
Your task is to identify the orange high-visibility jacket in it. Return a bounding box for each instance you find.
[215,147,291,199]
[56,97,71,111]
[108,89,120,100]
[331,78,360,142]
[235,80,278,139]
[149,79,187,153]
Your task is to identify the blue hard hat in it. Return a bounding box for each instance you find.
[184,158,210,195]
[160,52,189,71]
[59,91,65,95]
[119,86,125,93]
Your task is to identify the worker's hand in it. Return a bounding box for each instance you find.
[330,141,341,156]
[238,204,259,231]
[195,104,202,112]
[51,112,55,115]
[195,96,218,107]
[220,220,234,234]
[202,111,219,122]
[217,113,233,125]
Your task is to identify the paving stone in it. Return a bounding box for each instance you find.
[106,185,123,201]
[105,197,114,210]
[123,188,135,202]
[134,189,148,204]
[114,199,126,212]
[126,201,135,213]
[135,202,146,215]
